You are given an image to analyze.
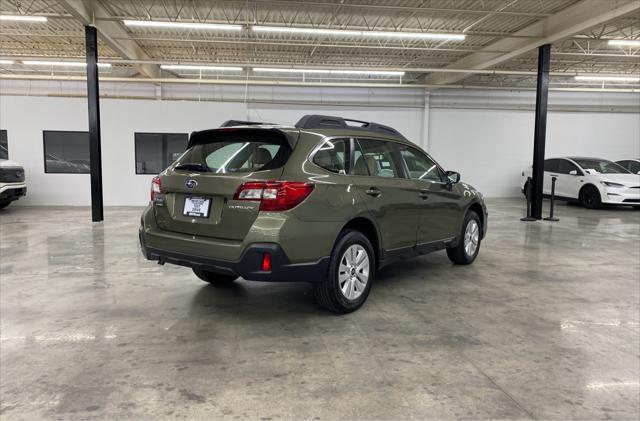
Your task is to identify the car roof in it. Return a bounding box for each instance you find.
[206,125,413,147]
[298,127,411,143]
[565,157,613,161]
[216,115,412,144]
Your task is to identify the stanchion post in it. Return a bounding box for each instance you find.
[544,176,560,222]
[521,177,537,222]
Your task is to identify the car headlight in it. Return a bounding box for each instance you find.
[601,181,624,188]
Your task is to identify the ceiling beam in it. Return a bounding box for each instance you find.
[425,0,640,85]
[57,0,160,78]
[200,0,555,17]
[1,74,638,94]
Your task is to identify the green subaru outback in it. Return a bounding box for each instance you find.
[140,115,487,313]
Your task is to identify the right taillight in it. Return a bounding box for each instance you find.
[234,181,314,211]
[151,176,163,201]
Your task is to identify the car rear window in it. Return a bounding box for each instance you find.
[176,130,291,173]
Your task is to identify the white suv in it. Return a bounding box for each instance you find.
[0,152,26,209]
[521,157,640,209]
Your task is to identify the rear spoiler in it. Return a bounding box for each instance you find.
[187,127,297,149]
[220,120,273,127]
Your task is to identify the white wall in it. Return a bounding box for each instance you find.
[1,89,638,205]
[0,96,244,206]
[429,109,640,197]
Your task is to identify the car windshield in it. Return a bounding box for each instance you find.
[572,159,630,174]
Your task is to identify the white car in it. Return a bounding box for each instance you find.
[521,157,640,209]
[0,158,26,209]
[616,159,640,175]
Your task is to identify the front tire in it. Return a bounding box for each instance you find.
[314,230,375,314]
[0,200,12,210]
[192,269,238,285]
[447,210,482,265]
[579,185,601,209]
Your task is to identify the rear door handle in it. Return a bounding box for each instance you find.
[365,188,381,197]
[419,189,430,200]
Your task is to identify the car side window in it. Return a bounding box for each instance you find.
[397,144,443,182]
[557,160,580,175]
[617,161,630,171]
[353,139,399,178]
[619,160,639,173]
[544,159,559,172]
[312,138,349,174]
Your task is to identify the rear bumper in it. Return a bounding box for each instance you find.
[139,227,329,283]
[0,183,27,201]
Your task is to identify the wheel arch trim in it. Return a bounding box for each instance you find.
[337,214,382,268]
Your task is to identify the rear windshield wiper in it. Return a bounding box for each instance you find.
[174,163,209,172]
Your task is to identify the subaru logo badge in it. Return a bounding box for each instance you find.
[185,179,198,189]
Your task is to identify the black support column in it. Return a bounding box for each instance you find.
[85,25,104,222]
[530,44,551,220]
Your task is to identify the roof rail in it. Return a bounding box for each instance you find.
[220,120,273,127]
[295,114,406,140]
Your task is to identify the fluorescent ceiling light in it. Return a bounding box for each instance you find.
[161,64,243,72]
[253,67,404,76]
[0,59,15,65]
[23,60,111,68]
[252,25,465,41]
[608,39,640,47]
[253,67,330,74]
[123,20,242,31]
[575,75,639,82]
[0,15,47,22]
[330,69,405,76]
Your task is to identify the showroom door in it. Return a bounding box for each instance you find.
[350,138,419,251]
[396,144,461,245]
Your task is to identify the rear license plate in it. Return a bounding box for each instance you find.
[183,197,211,218]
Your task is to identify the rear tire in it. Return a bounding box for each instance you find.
[447,210,482,265]
[579,185,601,209]
[0,200,12,210]
[313,230,375,314]
[192,269,238,285]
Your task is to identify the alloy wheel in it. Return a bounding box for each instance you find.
[464,220,480,257]
[338,244,370,300]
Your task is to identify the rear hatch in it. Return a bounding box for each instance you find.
[153,127,295,240]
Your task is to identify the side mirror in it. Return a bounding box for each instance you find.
[569,170,578,175]
[446,170,461,184]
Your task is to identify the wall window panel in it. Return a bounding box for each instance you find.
[43,131,90,173]
[0,130,8,160]
[135,133,188,174]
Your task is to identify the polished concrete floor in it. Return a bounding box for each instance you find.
[1,199,639,420]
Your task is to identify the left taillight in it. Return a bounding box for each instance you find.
[233,181,314,211]
[151,176,163,201]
